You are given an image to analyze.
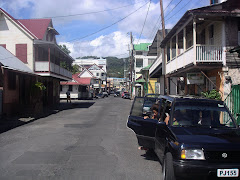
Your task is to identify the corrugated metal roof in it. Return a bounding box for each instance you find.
[134,43,151,51]
[0,46,33,73]
[135,78,146,83]
[18,19,52,40]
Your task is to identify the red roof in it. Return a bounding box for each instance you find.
[18,19,51,40]
[60,74,92,86]
[0,8,52,40]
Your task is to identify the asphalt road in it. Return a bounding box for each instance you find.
[0,96,162,180]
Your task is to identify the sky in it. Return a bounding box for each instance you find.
[1,0,210,58]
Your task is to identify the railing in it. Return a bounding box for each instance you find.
[196,45,222,62]
[166,46,194,74]
[166,45,223,74]
[35,61,72,79]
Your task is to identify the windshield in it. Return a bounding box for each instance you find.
[172,101,236,128]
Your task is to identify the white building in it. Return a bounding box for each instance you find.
[73,58,107,91]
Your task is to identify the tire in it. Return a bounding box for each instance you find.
[162,152,176,180]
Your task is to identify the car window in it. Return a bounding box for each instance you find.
[172,101,236,128]
[159,99,172,125]
[143,97,161,116]
[130,97,162,119]
[130,97,144,117]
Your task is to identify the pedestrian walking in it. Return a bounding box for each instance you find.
[66,90,71,103]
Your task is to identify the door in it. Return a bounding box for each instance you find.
[127,97,162,149]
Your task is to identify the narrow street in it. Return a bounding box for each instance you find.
[0,96,162,180]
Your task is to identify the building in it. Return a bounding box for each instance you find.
[73,58,107,91]
[0,46,41,116]
[148,0,240,122]
[60,74,94,100]
[0,8,73,109]
[133,43,157,96]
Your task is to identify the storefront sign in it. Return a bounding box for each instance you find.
[187,73,204,84]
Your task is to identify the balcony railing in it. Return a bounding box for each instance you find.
[196,45,222,62]
[166,45,223,74]
[35,61,72,79]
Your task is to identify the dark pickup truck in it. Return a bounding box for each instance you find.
[127,95,240,180]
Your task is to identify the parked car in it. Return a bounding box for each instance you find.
[144,93,160,98]
[114,91,121,97]
[123,93,130,99]
[95,93,104,98]
[102,92,108,97]
[127,95,240,180]
[121,91,129,98]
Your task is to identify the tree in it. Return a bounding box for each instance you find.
[72,64,81,74]
[59,44,71,55]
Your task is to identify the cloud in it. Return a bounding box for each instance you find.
[59,31,130,58]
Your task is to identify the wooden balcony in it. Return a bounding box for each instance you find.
[35,61,72,80]
[166,45,224,74]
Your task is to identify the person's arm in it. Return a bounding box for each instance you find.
[164,113,170,125]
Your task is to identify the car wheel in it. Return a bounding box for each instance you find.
[163,152,175,180]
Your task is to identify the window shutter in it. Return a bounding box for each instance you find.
[0,44,6,48]
[16,44,27,63]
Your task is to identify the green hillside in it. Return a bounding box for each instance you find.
[105,57,129,78]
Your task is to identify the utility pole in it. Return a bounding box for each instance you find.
[160,0,168,95]
[129,32,134,99]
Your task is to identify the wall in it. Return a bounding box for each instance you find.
[148,78,157,94]
[206,68,223,99]
[0,14,34,70]
[229,68,240,85]
[60,85,79,99]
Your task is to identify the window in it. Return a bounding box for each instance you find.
[209,25,214,45]
[101,73,104,76]
[0,44,6,48]
[68,85,72,92]
[96,73,99,76]
[136,51,142,55]
[16,44,27,63]
[136,58,143,68]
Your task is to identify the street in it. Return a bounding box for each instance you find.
[0,96,162,180]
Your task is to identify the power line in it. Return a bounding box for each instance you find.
[148,15,161,40]
[148,0,182,42]
[137,0,151,44]
[164,0,175,12]
[165,0,184,19]
[0,0,148,22]
[147,0,174,41]
[68,1,149,42]
[165,0,193,22]
[28,0,149,19]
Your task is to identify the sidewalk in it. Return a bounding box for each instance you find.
[0,100,95,134]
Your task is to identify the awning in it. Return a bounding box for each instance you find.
[135,78,146,83]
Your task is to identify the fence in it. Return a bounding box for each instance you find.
[224,85,240,124]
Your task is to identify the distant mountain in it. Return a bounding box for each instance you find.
[104,57,129,78]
